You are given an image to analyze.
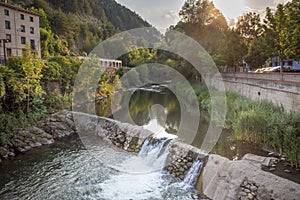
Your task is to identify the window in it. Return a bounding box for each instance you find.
[20,14,25,20]
[30,16,34,22]
[5,20,11,29]
[30,27,34,34]
[21,37,26,44]
[4,9,9,16]
[7,48,12,57]
[30,40,35,49]
[6,34,11,42]
[20,25,25,33]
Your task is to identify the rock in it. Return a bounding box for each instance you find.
[250,185,257,191]
[118,134,126,143]
[16,147,26,153]
[179,167,185,172]
[187,156,193,161]
[38,138,54,145]
[284,169,291,173]
[269,168,276,171]
[8,151,15,157]
[24,146,31,151]
[240,191,247,196]
[247,193,254,199]
[29,142,36,148]
[245,188,251,193]
[33,142,42,147]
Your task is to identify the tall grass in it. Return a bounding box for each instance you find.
[192,83,300,167]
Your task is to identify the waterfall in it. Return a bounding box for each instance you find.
[181,158,204,188]
[138,137,170,170]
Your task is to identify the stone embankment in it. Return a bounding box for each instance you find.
[0,110,76,161]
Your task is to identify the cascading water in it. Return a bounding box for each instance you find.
[138,137,170,170]
[181,158,204,188]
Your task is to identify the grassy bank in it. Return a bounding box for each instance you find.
[192,83,300,167]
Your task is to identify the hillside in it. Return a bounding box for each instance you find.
[8,0,154,55]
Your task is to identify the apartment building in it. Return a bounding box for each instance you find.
[0,2,41,63]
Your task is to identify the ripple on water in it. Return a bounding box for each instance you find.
[0,135,203,200]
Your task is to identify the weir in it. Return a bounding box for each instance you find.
[73,113,300,200]
[182,157,204,188]
[73,112,208,189]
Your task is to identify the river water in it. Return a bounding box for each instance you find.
[0,134,204,200]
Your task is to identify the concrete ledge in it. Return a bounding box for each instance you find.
[202,154,300,200]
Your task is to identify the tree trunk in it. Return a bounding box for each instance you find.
[280,58,284,73]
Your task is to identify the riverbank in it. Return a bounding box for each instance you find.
[192,83,300,167]
[1,110,299,199]
[0,110,76,161]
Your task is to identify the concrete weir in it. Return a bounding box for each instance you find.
[73,112,300,200]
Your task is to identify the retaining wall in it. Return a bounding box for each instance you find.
[203,73,300,112]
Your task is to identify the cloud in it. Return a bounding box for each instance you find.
[245,0,291,10]
[164,10,178,19]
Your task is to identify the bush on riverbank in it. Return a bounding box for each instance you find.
[233,105,300,167]
[192,83,300,167]
[0,54,82,156]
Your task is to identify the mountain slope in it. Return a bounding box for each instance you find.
[8,0,154,54]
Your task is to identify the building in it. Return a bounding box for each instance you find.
[78,56,122,68]
[99,58,122,68]
[0,2,41,63]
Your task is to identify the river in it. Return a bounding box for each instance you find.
[0,134,204,200]
[0,86,299,199]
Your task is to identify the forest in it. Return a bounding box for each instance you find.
[6,0,152,55]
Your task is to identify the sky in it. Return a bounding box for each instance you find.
[116,0,291,33]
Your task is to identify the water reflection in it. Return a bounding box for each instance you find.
[95,86,267,160]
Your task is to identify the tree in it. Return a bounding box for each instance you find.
[21,46,44,113]
[175,0,228,69]
[263,3,297,72]
[236,12,263,41]
[284,0,300,62]
[220,30,247,68]
[244,36,271,68]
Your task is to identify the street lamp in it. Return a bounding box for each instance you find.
[0,39,10,65]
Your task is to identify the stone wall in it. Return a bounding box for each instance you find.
[73,112,207,180]
[202,154,300,200]
[203,73,300,112]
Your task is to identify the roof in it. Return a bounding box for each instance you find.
[0,2,41,17]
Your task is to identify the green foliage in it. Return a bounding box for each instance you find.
[48,56,82,94]
[193,83,300,166]
[42,61,61,81]
[232,100,300,167]
[236,12,263,41]
[219,30,247,68]
[15,0,151,55]
[22,46,45,112]
[176,0,228,56]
